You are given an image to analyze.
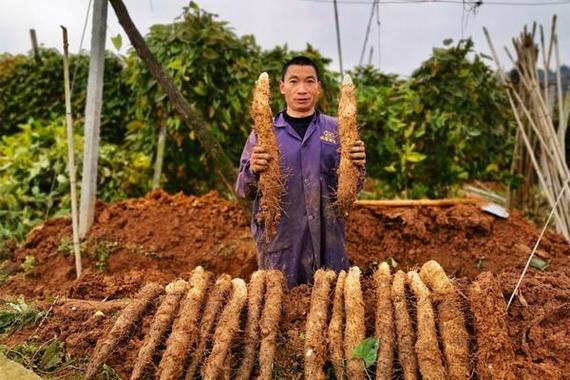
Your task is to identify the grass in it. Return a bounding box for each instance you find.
[0,298,45,335]
[20,255,37,275]
[0,339,121,379]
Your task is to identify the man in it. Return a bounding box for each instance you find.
[235,56,366,288]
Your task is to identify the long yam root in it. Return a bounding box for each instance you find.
[185,273,232,380]
[420,260,469,380]
[258,270,285,380]
[336,74,361,216]
[251,72,283,240]
[85,282,163,380]
[235,270,267,380]
[157,267,210,380]
[328,270,346,380]
[391,271,418,380]
[344,266,366,380]
[305,269,336,380]
[202,278,248,380]
[130,280,187,380]
[407,271,446,380]
[373,263,395,380]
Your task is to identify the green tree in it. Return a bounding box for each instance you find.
[353,39,514,198]
[0,118,151,242]
[124,2,339,194]
[0,48,132,143]
[409,39,514,195]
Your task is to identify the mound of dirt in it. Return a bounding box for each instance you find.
[2,191,256,299]
[346,202,570,279]
[2,190,569,300]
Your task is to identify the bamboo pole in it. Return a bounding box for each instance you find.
[355,198,479,207]
[61,26,82,278]
[554,33,566,159]
[483,26,570,240]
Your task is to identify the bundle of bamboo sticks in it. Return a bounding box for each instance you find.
[483,15,569,241]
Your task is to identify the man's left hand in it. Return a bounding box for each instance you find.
[349,140,366,167]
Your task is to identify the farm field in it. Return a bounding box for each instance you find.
[1,190,569,379]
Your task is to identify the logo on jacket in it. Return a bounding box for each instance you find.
[320,130,338,144]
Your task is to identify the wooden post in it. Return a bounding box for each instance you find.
[332,0,344,78]
[79,0,107,238]
[152,119,167,190]
[29,29,41,63]
[61,26,82,278]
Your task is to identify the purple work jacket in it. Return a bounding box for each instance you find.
[235,110,364,288]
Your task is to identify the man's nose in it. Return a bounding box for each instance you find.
[297,84,308,94]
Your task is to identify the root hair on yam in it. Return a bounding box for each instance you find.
[85,282,164,380]
[344,266,366,380]
[328,270,346,380]
[157,267,210,380]
[305,269,336,380]
[420,260,470,380]
[185,273,233,380]
[407,271,446,380]
[202,278,248,380]
[130,279,188,380]
[373,262,395,380]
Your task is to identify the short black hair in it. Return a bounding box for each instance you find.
[281,56,320,81]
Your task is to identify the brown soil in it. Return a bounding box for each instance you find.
[2,190,256,300]
[2,190,569,300]
[1,190,570,379]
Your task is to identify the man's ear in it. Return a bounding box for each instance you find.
[279,80,285,95]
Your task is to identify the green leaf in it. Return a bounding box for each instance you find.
[404,152,427,163]
[352,337,379,369]
[39,340,64,370]
[111,34,122,51]
[443,38,453,46]
[530,257,550,271]
[193,82,207,96]
[167,58,183,71]
[384,164,397,173]
[385,257,398,269]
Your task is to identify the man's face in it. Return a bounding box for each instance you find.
[279,64,321,117]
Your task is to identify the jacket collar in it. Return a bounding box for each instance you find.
[274,109,321,127]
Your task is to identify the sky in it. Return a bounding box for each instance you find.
[0,0,569,76]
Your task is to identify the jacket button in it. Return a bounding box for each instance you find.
[308,215,315,221]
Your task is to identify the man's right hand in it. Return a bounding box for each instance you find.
[250,146,271,174]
